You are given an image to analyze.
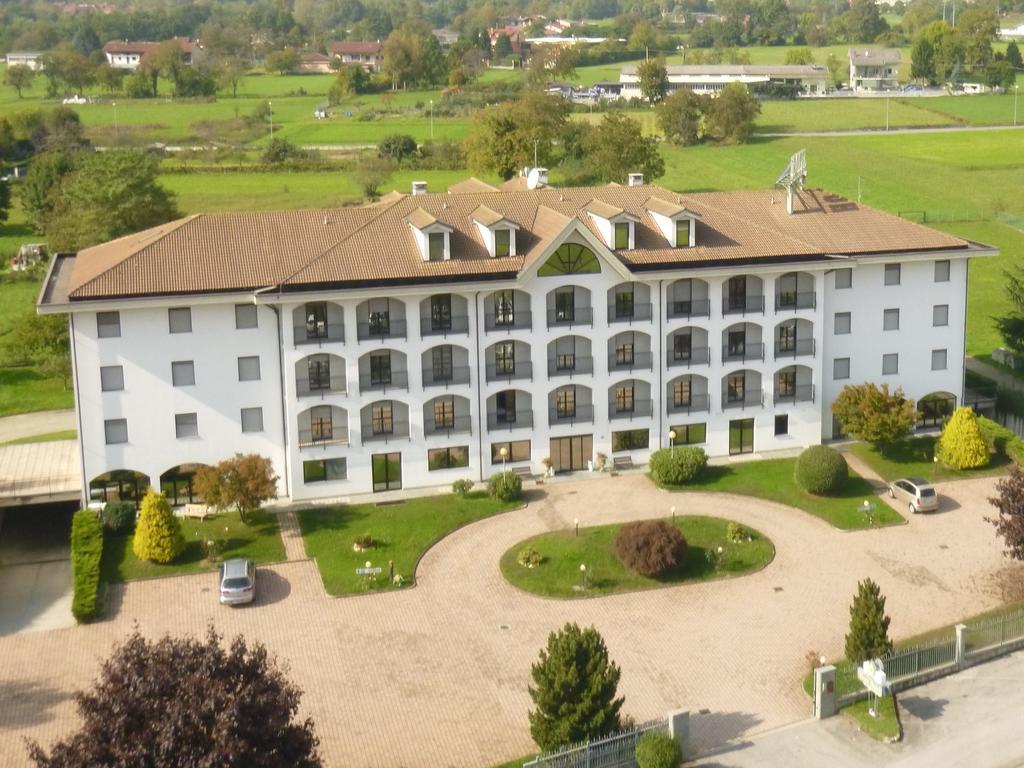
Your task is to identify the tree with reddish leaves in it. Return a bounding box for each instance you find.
[195,453,278,523]
[28,627,321,768]
[988,463,1024,561]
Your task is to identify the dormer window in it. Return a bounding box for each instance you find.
[646,197,695,248]
[428,232,445,261]
[614,223,629,250]
[676,219,691,248]
[495,229,511,257]
[471,204,519,258]
[407,206,453,262]
[584,199,637,251]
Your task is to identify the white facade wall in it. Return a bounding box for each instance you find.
[69,248,972,502]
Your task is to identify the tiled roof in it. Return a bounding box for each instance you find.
[646,197,687,218]
[56,183,971,302]
[329,41,382,56]
[849,48,902,65]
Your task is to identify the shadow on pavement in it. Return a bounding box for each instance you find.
[690,709,763,756]
[253,569,291,607]
[899,695,949,721]
[0,679,72,729]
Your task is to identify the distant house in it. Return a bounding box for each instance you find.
[299,52,333,74]
[433,29,459,49]
[102,38,200,70]
[4,51,45,70]
[620,64,830,98]
[329,41,383,72]
[848,48,901,92]
[488,26,527,55]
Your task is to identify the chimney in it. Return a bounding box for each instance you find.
[628,172,644,187]
[412,180,428,195]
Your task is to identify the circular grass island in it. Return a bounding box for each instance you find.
[499,515,775,599]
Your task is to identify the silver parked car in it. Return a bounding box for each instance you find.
[219,558,256,605]
[888,477,939,514]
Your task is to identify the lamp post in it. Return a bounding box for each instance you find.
[429,99,434,139]
[268,100,273,138]
[500,445,508,475]
[579,563,588,590]
[574,517,579,537]
[671,505,676,523]
[1015,84,1019,128]
[885,96,889,132]
[112,101,118,145]
[668,429,677,456]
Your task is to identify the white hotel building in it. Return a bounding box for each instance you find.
[38,175,994,504]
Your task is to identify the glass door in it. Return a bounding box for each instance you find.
[372,452,402,492]
[729,419,754,455]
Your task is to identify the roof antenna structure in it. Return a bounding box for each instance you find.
[775,149,807,216]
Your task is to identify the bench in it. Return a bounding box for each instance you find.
[180,503,210,520]
[510,465,532,480]
[611,456,633,475]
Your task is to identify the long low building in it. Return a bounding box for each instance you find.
[620,64,831,97]
[38,173,994,505]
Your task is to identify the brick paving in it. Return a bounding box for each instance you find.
[0,474,1013,767]
[276,509,309,562]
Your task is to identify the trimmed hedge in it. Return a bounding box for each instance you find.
[614,520,688,578]
[101,500,136,534]
[649,447,707,486]
[978,416,1024,465]
[487,471,523,502]
[635,731,682,768]
[794,446,848,495]
[71,509,103,622]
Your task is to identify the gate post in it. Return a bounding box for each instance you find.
[955,624,966,670]
[668,709,689,758]
[813,665,837,719]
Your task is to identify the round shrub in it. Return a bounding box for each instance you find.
[635,731,682,768]
[794,446,848,495]
[487,471,522,502]
[935,407,989,470]
[648,447,707,486]
[451,478,474,497]
[101,501,136,534]
[517,547,542,568]
[614,520,688,578]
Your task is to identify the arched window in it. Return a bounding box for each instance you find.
[538,243,600,276]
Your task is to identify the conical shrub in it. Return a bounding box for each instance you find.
[936,407,989,470]
[133,488,185,564]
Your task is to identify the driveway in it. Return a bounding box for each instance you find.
[0,475,1014,767]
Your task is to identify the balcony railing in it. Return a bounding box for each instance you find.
[667,298,711,320]
[356,317,407,341]
[361,420,410,443]
[547,355,594,378]
[774,338,816,359]
[774,384,815,404]
[486,360,533,383]
[423,414,473,436]
[667,393,711,414]
[608,351,653,372]
[298,425,350,448]
[775,291,816,311]
[721,389,765,410]
[546,306,593,329]
[608,399,654,421]
[667,346,711,369]
[296,375,347,398]
[294,323,344,346]
[484,311,532,333]
[358,369,409,393]
[607,302,653,324]
[421,365,471,388]
[420,314,470,338]
[722,342,765,364]
[721,296,765,317]
[548,404,595,426]
[486,411,534,431]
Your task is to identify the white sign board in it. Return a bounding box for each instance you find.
[857,659,890,696]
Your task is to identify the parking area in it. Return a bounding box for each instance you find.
[0,475,1016,767]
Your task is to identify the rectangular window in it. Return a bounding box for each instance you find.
[611,429,649,452]
[675,219,690,247]
[777,370,796,397]
[491,439,530,464]
[308,356,331,390]
[370,352,392,385]
[432,345,454,381]
[616,339,635,366]
[727,330,746,357]
[241,407,264,433]
[883,308,900,331]
[615,385,635,412]
[428,446,470,470]
[368,308,390,336]
[614,222,629,249]
[430,294,452,331]
[673,378,691,407]
[494,291,514,326]
[774,414,789,436]
[933,304,949,327]
[884,263,901,286]
[670,423,706,445]
[834,268,852,289]
[726,373,746,402]
[931,349,947,370]
[554,289,575,322]
[104,418,128,445]
[168,307,192,334]
[100,365,124,392]
[834,312,851,335]
[833,358,850,380]
[673,333,692,360]
[495,390,516,423]
[175,412,198,439]
[935,260,950,282]
[433,397,455,428]
[727,276,746,310]
[372,403,394,434]
[235,304,258,329]
[777,322,796,352]
[171,360,195,387]
[237,356,261,382]
[305,302,328,339]
[311,405,333,442]
[556,388,576,417]
[97,311,121,338]
[428,232,445,261]
[882,353,899,375]
[303,458,347,483]
[494,229,511,257]
[614,288,634,319]
[495,342,515,374]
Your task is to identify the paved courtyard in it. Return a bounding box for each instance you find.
[0,473,1015,767]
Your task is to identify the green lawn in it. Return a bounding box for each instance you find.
[843,696,901,742]
[99,509,285,582]
[847,437,1010,484]
[0,366,75,416]
[0,429,76,446]
[297,491,521,595]
[661,458,903,530]
[500,515,774,598]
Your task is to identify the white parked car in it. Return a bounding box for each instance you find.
[62,95,88,104]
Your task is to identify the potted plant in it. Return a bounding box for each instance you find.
[595,452,608,472]
[541,457,553,477]
[352,533,374,552]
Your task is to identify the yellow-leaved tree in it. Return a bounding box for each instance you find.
[133,488,185,564]
[936,407,989,470]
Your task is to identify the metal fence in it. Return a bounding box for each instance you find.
[965,610,1024,656]
[523,720,667,768]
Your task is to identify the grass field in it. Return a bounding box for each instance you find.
[843,696,901,742]
[499,515,774,598]
[661,458,904,530]
[847,437,1011,484]
[0,429,76,446]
